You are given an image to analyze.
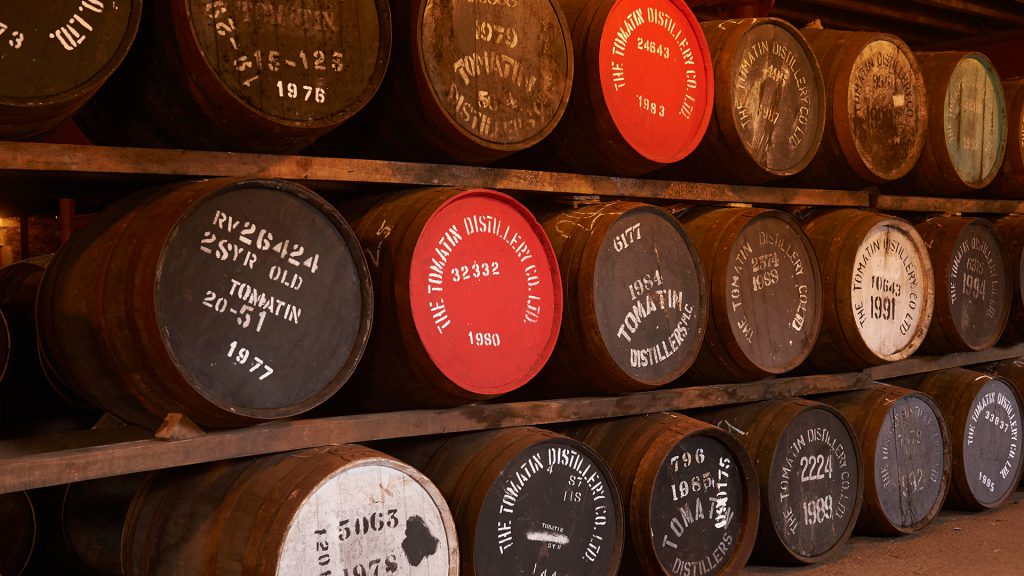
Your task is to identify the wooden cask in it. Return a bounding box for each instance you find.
[344,188,561,407]
[119,445,458,575]
[802,209,934,371]
[422,427,623,576]
[0,491,35,576]
[531,0,714,175]
[37,178,373,430]
[62,475,148,575]
[988,79,1024,198]
[988,357,1024,415]
[676,207,822,382]
[896,52,1007,195]
[819,385,950,535]
[901,368,1024,510]
[796,29,927,187]
[993,214,1024,342]
[534,202,708,394]
[567,413,758,576]
[332,0,574,165]
[695,398,862,565]
[76,0,390,153]
[662,18,825,184]
[915,216,1010,353]
[0,1,141,140]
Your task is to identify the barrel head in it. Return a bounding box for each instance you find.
[849,220,932,361]
[766,407,859,561]
[474,439,621,576]
[649,434,748,576]
[407,190,561,397]
[419,0,572,149]
[958,377,1023,508]
[184,0,389,126]
[277,459,456,575]
[591,206,705,386]
[872,395,948,532]
[157,183,369,417]
[725,19,823,176]
[597,0,713,164]
[0,1,135,101]
[846,39,926,181]
[941,55,1006,189]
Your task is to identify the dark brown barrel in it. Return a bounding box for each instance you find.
[988,357,1024,416]
[819,385,951,536]
[567,413,758,576]
[37,178,373,430]
[695,398,862,565]
[801,209,934,371]
[533,202,707,394]
[676,207,822,382]
[795,28,927,187]
[0,491,35,576]
[422,427,623,576]
[62,475,148,575]
[0,1,141,140]
[118,445,458,575]
[993,214,1024,342]
[900,368,1024,510]
[334,0,573,165]
[76,0,390,153]
[896,52,1007,195]
[530,0,714,176]
[662,18,825,184]
[915,216,1010,353]
[988,79,1024,197]
[343,188,561,408]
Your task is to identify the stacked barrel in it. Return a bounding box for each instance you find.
[7,4,1024,576]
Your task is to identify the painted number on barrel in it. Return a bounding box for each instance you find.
[0,21,25,50]
[338,510,400,540]
[628,269,664,300]
[474,20,519,48]
[637,95,666,118]
[450,260,500,283]
[636,37,671,59]
[802,495,833,525]
[276,81,327,103]
[226,341,274,380]
[870,296,897,320]
[203,291,269,332]
[468,331,501,347]
[613,223,642,252]
[799,454,833,482]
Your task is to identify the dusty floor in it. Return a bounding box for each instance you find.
[742,490,1024,575]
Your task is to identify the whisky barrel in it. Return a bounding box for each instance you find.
[993,215,1024,342]
[422,427,623,576]
[76,0,390,153]
[819,385,950,535]
[37,178,373,430]
[795,29,927,187]
[567,413,758,575]
[0,1,141,140]
[0,491,34,576]
[344,188,561,408]
[530,0,713,175]
[676,207,822,382]
[988,357,1024,413]
[695,398,862,564]
[900,368,1024,510]
[118,445,458,575]
[332,0,573,165]
[914,216,1010,353]
[896,52,1007,195]
[533,202,708,394]
[801,209,934,371]
[988,79,1024,197]
[62,475,148,575]
[662,18,825,184]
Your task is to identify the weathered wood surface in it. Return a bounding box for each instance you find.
[665,18,825,184]
[0,490,34,576]
[533,201,707,394]
[896,51,1006,196]
[992,214,1024,343]
[874,194,1024,214]
[0,0,141,139]
[0,141,873,206]
[796,29,927,186]
[988,79,1024,198]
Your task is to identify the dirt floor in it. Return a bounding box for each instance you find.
[742,490,1024,575]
